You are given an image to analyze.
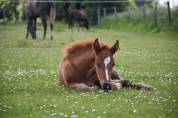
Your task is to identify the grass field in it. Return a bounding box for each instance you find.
[0,22,178,118]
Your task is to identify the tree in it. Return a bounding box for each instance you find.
[0,0,19,22]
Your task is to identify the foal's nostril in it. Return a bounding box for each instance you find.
[103,83,112,91]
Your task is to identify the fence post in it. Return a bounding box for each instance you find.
[103,8,106,17]
[143,4,146,19]
[3,10,7,22]
[167,1,172,25]
[113,7,117,21]
[154,1,158,27]
[97,7,101,24]
[128,6,131,18]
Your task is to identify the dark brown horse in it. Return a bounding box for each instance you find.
[68,9,89,30]
[25,0,56,40]
[58,39,154,91]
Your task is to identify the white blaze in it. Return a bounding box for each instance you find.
[104,57,111,81]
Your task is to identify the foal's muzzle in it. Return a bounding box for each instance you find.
[103,83,112,92]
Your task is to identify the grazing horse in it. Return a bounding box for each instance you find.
[58,39,154,91]
[25,0,56,40]
[68,9,89,30]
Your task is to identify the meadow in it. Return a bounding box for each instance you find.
[0,22,178,118]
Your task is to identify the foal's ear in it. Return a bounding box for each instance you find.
[110,40,120,55]
[93,38,101,54]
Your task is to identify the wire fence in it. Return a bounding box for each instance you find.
[1,0,153,3]
[0,0,178,29]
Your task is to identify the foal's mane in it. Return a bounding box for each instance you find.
[63,40,109,56]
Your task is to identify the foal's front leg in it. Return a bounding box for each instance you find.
[69,83,98,91]
[111,70,154,91]
[130,83,154,91]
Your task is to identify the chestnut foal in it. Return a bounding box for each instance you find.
[58,39,154,91]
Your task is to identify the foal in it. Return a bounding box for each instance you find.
[58,39,154,91]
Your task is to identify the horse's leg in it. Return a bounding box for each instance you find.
[68,20,71,29]
[80,20,85,31]
[69,83,98,91]
[77,20,81,31]
[50,24,53,40]
[26,18,30,39]
[78,20,83,31]
[41,16,47,39]
[85,19,89,30]
[28,18,36,39]
[70,22,73,31]
[33,18,37,39]
[69,20,74,31]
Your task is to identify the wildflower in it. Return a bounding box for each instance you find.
[59,112,64,116]
[133,109,137,113]
[92,109,96,112]
[50,113,57,116]
[71,114,77,118]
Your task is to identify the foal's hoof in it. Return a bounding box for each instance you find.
[132,83,155,91]
[144,85,155,91]
[120,80,132,87]
[89,86,98,91]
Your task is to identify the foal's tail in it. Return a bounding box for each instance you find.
[48,5,56,40]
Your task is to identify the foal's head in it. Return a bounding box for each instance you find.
[93,38,120,91]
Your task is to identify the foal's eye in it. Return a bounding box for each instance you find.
[96,63,101,68]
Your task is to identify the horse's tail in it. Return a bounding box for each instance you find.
[48,6,56,26]
[48,5,56,40]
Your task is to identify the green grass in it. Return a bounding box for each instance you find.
[0,22,178,118]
